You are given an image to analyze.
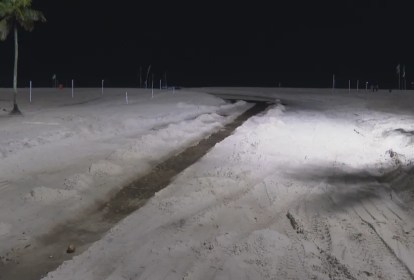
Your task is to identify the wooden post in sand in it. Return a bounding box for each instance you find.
[29,80,32,103]
[152,74,154,98]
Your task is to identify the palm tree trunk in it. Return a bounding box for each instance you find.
[11,25,21,115]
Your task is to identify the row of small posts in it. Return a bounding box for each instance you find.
[28,79,175,104]
[332,75,376,93]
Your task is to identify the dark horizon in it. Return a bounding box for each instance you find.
[1,1,413,89]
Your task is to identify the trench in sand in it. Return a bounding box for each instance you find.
[0,101,270,280]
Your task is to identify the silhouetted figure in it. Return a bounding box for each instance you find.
[372,82,379,92]
[374,83,379,92]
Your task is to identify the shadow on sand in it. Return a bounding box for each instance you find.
[287,162,414,212]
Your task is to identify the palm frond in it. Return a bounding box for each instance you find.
[0,18,11,41]
[18,9,45,31]
[0,2,13,18]
[25,9,45,22]
[0,0,45,37]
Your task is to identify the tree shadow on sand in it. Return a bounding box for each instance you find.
[288,163,414,212]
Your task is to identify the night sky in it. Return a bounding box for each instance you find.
[0,1,413,88]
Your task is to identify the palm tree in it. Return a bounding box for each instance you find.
[0,0,45,115]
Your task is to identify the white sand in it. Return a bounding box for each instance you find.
[2,87,414,279]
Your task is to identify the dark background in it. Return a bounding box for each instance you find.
[0,1,413,88]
